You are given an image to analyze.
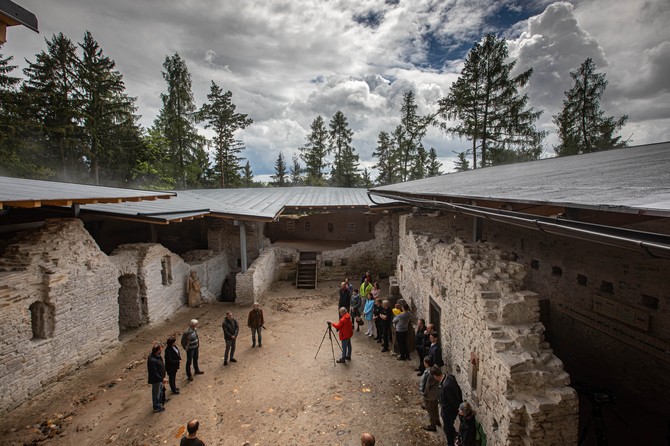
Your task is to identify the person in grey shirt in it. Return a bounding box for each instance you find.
[393,302,412,360]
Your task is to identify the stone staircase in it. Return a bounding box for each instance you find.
[296,251,317,289]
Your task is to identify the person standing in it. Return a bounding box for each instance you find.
[359,277,373,303]
[431,365,463,446]
[379,300,393,352]
[420,357,439,431]
[372,298,383,342]
[164,336,181,394]
[338,281,351,320]
[350,289,362,332]
[222,312,239,365]
[363,293,375,337]
[147,343,167,412]
[415,319,427,373]
[247,302,265,348]
[328,307,353,363]
[393,302,412,360]
[372,282,381,300]
[181,319,203,381]
[458,402,477,446]
[180,419,206,446]
[428,331,445,368]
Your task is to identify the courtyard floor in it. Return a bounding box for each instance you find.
[1,280,445,446]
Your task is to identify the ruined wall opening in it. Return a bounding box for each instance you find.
[117,274,146,331]
[220,274,236,302]
[29,301,55,340]
[428,296,441,333]
[161,256,173,285]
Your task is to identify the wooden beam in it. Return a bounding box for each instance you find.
[43,200,73,206]
[6,200,41,208]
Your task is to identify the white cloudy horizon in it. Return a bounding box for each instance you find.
[4,0,669,181]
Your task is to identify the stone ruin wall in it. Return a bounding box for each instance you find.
[236,246,300,304]
[110,243,190,325]
[181,249,230,303]
[482,218,670,416]
[398,214,578,445]
[320,214,399,281]
[0,219,120,414]
[207,220,266,271]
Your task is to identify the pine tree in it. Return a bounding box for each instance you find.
[397,91,429,181]
[453,151,470,172]
[409,145,427,180]
[329,111,360,187]
[439,33,545,168]
[372,131,395,186]
[300,115,330,186]
[199,81,253,188]
[132,127,177,189]
[290,154,303,185]
[271,152,288,186]
[554,58,628,156]
[361,168,373,188]
[426,148,442,177]
[155,53,202,189]
[77,31,140,185]
[23,33,84,179]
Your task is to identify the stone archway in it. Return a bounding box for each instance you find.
[117,274,146,331]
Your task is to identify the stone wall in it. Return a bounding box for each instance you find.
[266,212,382,242]
[319,214,398,280]
[181,249,230,302]
[480,215,670,416]
[207,220,266,272]
[236,246,298,304]
[0,219,120,413]
[397,214,578,445]
[110,243,190,325]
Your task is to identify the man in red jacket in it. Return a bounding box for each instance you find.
[328,307,353,363]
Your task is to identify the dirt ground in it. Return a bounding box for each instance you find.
[1,280,446,446]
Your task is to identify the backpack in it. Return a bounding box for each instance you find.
[180,331,189,350]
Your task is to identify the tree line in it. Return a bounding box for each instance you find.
[0,32,628,190]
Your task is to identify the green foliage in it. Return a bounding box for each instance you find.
[397,91,430,181]
[199,81,253,188]
[426,148,442,177]
[361,168,373,188]
[453,151,470,172]
[554,58,628,156]
[271,152,288,186]
[241,160,254,187]
[300,115,330,186]
[131,127,176,189]
[77,31,141,185]
[439,33,545,168]
[155,53,203,189]
[290,154,303,185]
[372,131,396,186]
[409,145,427,180]
[329,111,361,187]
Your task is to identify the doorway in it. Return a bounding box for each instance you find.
[118,274,147,331]
[429,296,441,332]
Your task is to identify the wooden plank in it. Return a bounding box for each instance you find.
[5,200,41,208]
[43,200,73,206]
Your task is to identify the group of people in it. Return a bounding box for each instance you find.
[331,274,479,446]
[146,302,265,416]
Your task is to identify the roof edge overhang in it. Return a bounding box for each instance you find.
[370,190,670,259]
[0,0,38,32]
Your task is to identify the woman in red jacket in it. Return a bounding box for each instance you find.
[329,307,353,364]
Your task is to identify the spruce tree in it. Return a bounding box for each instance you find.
[439,33,544,168]
[199,81,252,188]
[453,151,470,172]
[241,160,254,187]
[290,154,303,185]
[155,53,202,189]
[300,115,330,186]
[554,58,628,156]
[398,91,428,181]
[271,152,288,186]
[361,168,373,188]
[409,145,427,180]
[132,127,176,189]
[329,111,360,187]
[372,131,395,186]
[77,31,140,185]
[426,148,442,177]
[23,33,83,179]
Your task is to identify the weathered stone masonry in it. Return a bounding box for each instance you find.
[0,219,120,413]
[398,214,578,445]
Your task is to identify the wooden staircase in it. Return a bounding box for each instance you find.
[296,251,318,289]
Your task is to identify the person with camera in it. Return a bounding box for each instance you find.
[328,307,353,363]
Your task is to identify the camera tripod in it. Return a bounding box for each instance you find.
[315,322,342,366]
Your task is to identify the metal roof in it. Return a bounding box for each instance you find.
[370,142,670,217]
[0,176,175,209]
[81,187,402,223]
[0,0,38,32]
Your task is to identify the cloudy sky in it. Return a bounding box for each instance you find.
[5,0,670,181]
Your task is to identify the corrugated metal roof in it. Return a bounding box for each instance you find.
[0,176,174,209]
[81,187,401,223]
[370,142,670,217]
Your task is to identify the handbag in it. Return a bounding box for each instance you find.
[356,316,364,326]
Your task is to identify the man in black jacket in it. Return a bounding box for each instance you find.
[430,365,463,446]
[428,331,445,368]
[222,312,239,365]
[147,343,168,412]
[164,336,181,394]
[338,281,351,320]
[379,300,393,352]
